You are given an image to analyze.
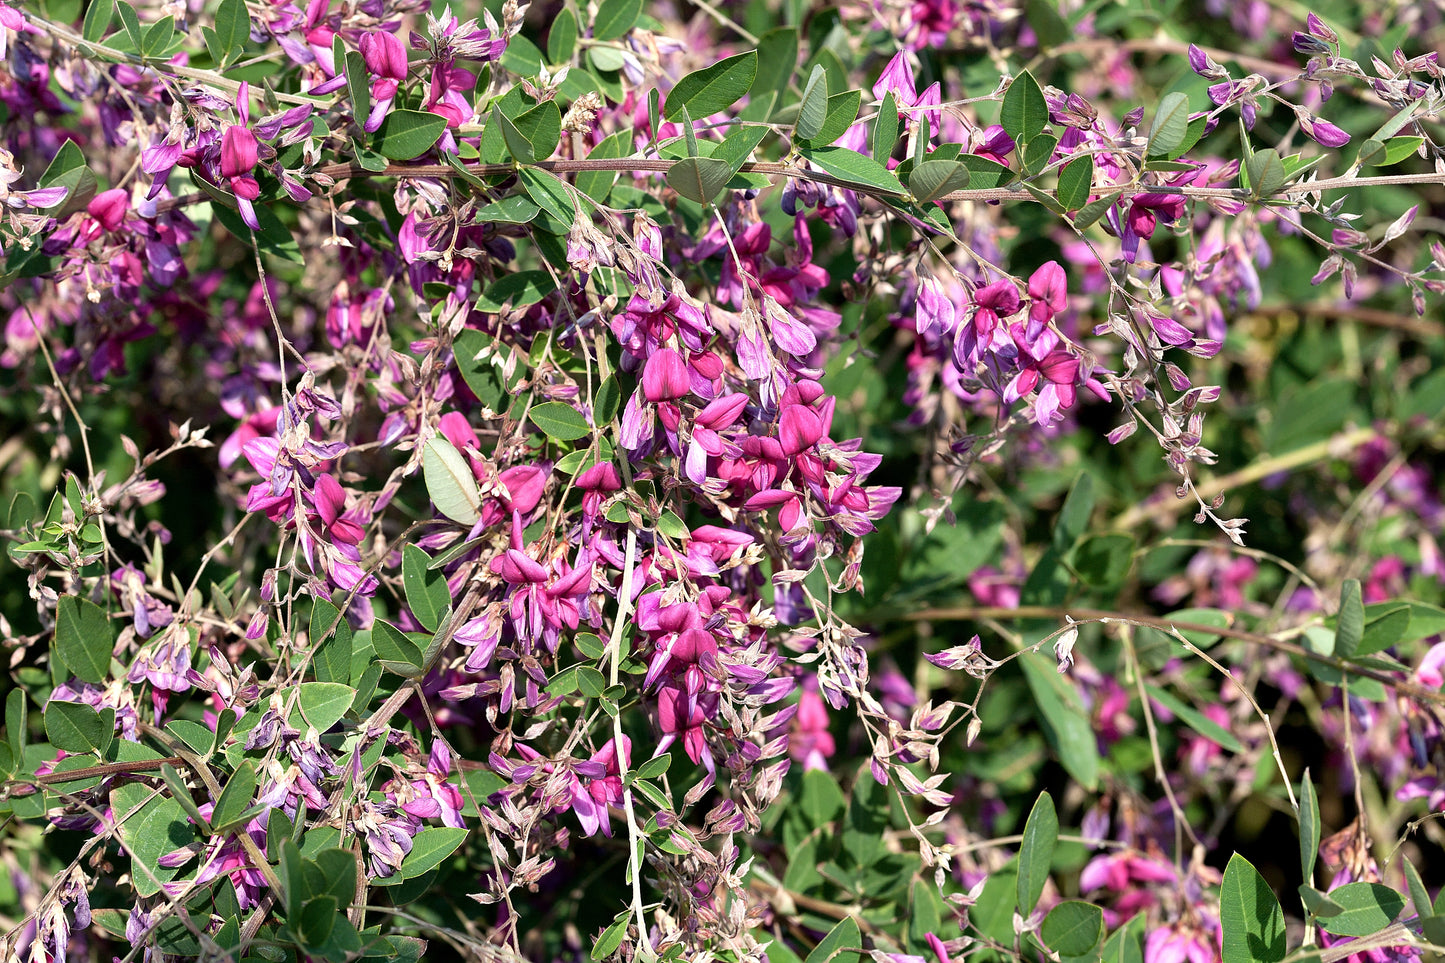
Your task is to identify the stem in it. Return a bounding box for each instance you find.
[609,527,654,962]
[1112,424,1381,530]
[902,604,1445,707]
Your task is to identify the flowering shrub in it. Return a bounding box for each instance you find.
[0,0,1443,960]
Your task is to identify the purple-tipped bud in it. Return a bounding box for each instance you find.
[1301,116,1350,148]
[1306,12,1337,42]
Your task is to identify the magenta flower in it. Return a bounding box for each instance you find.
[872,51,917,107]
[568,736,630,837]
[787,688,835,771]
[643,347,690,402]
[360,30,408,132]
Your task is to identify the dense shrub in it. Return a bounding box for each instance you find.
[0,0,1443,960]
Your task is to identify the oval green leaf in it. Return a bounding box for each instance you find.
[663,51,758,122]
[531,401,592,442]
[423,433,482,525]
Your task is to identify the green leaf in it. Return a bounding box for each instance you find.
[1403,859,1431,919]
[1148,92,1191,157]
[492,105,536,163]
[1072,189,1122,230]
[592,916,629,960]
[1041,901,1105,957]
[841,771,889,869]
[633,753,671,782]
[373,110,447,160]
[1359,135,1422,167]
[1335,579,1364,658]
[1100,914,1146,963]
[803,915,861,963]
[112,783,195,896]
[872,92,899,164]
[1055,472,1094,549]
[1144,684,1244,753]
[1072,533,1134,588]
[475,195,541,224]
[1220,854,1287,963]
[423,433,482,525]
[1298,884,1346,918]
[518,167,577,224]
[309,598,353,685]
[576,666,607,698]
[403,545,451,634]
[799,146,906,195]
[140,15,173,57]
[38,139,97,217]
[211,760,258,831]
[82,0,115,42]
[1017,791,1058,916]
[55,594,113,684]
[345,50,371,126]
[1246,148,1286,199]
[594,375,622,425]
[1001,70,1047,145]
[297,895,338,950]
[531,401,592,442]
[1024,0,1070,48]
[115,1,142,49]
[742,26,797,122]
[307,847,360,906]
[794,64,829,140]
[7,689,27,759]
[907,159,970,203]
[1023,134,1058,175]
[211,200,304,264]
[479,271,557,312]
[1020,650,1099,789]
[371,619,423,671]
[664,51,759,122]
[160,763,206,827]
[1319,882,1404,937]
[907,878,944,953]
[798,768,847,826]
[399,826,468,878]
[1300,763,1323,884]
[214,0,249,59]
[577,130,632,202]
[592,0,641,41]
[804,89,861,147]
[956,153,1014,188]
[519,101,563,160]
[1357,605,1410,656]
[44,700,112,753]
[667,156,733,205]
[1057,155,1093,210]
[547,8,577,63]
[293,682,354,734]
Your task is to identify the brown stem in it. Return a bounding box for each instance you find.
[906,604,1445,706]
[152,158,1445,217]
[32,756,185,786]
[1252,303,1445,339]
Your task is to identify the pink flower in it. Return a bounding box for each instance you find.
[872,51,917,107]
[788,689,836,770]
[642,347,690,402]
